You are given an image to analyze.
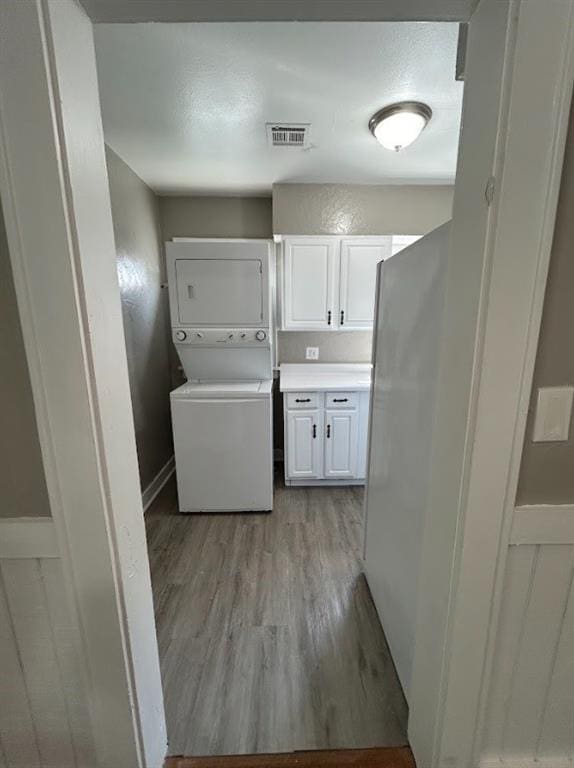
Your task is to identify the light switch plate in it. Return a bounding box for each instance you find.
[532,386,574,442]
[305,346,319,360]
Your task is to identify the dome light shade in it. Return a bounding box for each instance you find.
[369,102,432,152]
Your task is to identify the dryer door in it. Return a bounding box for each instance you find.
[166,240,270,327]
[175,258,262,325]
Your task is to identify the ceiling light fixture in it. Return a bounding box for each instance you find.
[369,101,432,152]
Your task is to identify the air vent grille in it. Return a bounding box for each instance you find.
[267,123,310,148]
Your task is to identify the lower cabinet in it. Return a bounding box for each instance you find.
[324,409,359,478]
[286,409,323,479]
[284,391,369,485]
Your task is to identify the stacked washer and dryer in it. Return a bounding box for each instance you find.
[166,239,274,513]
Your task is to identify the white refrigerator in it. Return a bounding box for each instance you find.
[363,222,450,699]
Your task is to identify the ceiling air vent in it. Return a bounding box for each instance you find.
[267,123,310,148]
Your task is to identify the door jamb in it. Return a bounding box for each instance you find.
[409,2,574,767]
[0,0,573,766]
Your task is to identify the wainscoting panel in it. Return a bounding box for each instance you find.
[0,520,96,768]
[480,505,574,766]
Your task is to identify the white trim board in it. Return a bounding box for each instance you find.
[79,0,477,23]
[0,1,166,765]
[142,456,175,513]
[1,0,573,766]
[286,479,365,487]
[0,518,59,559]
[480,759,574,768]
[409,2,574,767]
[510,504,574,545]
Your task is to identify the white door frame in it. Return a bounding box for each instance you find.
[409,2,574,767]
[0,1,166,766]
[0,1,573,767]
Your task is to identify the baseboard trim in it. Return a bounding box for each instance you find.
[142,455,175,512]
[286,478,365,487]
[480,757,574,768]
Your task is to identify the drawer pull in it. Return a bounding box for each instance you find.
[327,424,331,438]
[312,424,317,439]
[333,398,348,403]
[327,310,332,325]
[340,310,345,325]
[295,398,311,403]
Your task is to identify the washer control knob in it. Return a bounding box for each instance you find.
[228,333,234,339]
[175,330,187,341]
[240,333,247,339]
[255,330,267,342]
[195,332,204,339]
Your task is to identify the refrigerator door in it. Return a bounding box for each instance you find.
[364,222,450,699]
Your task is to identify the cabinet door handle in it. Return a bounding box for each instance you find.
[326,424,331,438]
[327,310,332,325]
[312,424,317,439]
[333,398,348,403]
[340,310,345,325]
[295,398,311,403]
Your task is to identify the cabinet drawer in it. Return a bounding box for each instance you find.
[286,392,320,409]
[325,392,358,409]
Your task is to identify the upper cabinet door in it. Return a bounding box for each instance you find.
[391,235,422,256]
[283,238,338,329]
[339,238,392,329]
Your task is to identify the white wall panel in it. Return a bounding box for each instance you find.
[0,569,41,768]
[481,506,574,766]
[0,521,96,768]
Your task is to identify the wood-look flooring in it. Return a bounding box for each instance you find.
[165,746,415,768]
[146,473,408,757]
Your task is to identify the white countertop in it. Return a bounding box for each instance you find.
[279,363,372,392]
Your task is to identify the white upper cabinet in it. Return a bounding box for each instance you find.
[281,235,402,331]
[339,238,392,329]
[282,238,338,329]
[391,234,422,256]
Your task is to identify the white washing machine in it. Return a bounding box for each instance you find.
[170,379,272,512]
[165,239,273,513]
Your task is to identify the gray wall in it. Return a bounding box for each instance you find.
[273,183,454,364]
[273,183,454,236]
[159,194,373,364]
[277,331,373,364]
[159,195,272,240]
[159,186,454,366]
[0,204,51,517]
[517,103,574,505]
[106,147,173,491]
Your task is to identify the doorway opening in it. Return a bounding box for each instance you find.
[93,19,464,758]
[4,1,573,766]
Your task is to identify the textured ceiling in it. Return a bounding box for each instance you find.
[94,22,464,195]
